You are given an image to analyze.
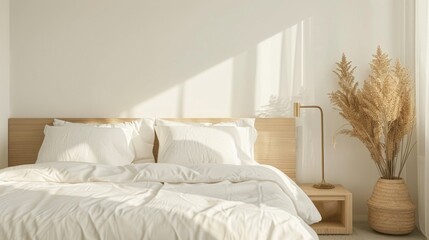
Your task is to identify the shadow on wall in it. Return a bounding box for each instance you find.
[10,0,325,118]
[256,95,290,117]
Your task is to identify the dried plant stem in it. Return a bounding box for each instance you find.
[398,130,415,177]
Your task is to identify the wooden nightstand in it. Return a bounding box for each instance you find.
[300,184,352,235]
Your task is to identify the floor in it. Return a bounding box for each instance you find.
[319,222,427,240]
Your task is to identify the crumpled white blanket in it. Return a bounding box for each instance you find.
[0,162,321,240]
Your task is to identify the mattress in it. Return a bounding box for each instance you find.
[0,162,321,240]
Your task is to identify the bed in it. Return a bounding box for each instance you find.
[2,118,321,240]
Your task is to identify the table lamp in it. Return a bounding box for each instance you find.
[294,102,335,189]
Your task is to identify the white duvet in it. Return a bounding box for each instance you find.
[0,162,321,240]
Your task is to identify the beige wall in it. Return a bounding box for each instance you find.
[9,0,414,221]
[0,0,9,169]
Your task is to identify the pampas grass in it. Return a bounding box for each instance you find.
[330,47,415,179]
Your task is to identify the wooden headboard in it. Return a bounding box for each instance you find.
[8,118,296,180]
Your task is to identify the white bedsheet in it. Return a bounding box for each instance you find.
[0,162,321,240]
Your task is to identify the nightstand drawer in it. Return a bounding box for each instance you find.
[300,184,352,235]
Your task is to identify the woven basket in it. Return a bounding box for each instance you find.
[367,178,416,235]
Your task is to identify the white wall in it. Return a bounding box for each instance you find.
[0,0,9,169]
[9,0,413,220]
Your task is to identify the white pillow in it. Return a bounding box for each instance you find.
[155,126,256,165]
[156,118,258,160]
[53,118,155,163]
[37,125,135,165]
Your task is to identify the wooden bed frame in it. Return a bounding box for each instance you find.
[8,118,296,180]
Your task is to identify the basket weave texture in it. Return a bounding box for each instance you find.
[367,178,416,235]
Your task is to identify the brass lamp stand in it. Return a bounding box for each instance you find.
[294,102,335,189]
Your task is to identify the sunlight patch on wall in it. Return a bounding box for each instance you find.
[254,31,283,112]
[121,19,312,119]
[121,59,233,117]
[255,21,307,117]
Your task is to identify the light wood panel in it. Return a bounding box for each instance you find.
[8,118,296,180]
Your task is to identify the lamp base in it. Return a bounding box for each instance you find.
[313,181,335,189]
